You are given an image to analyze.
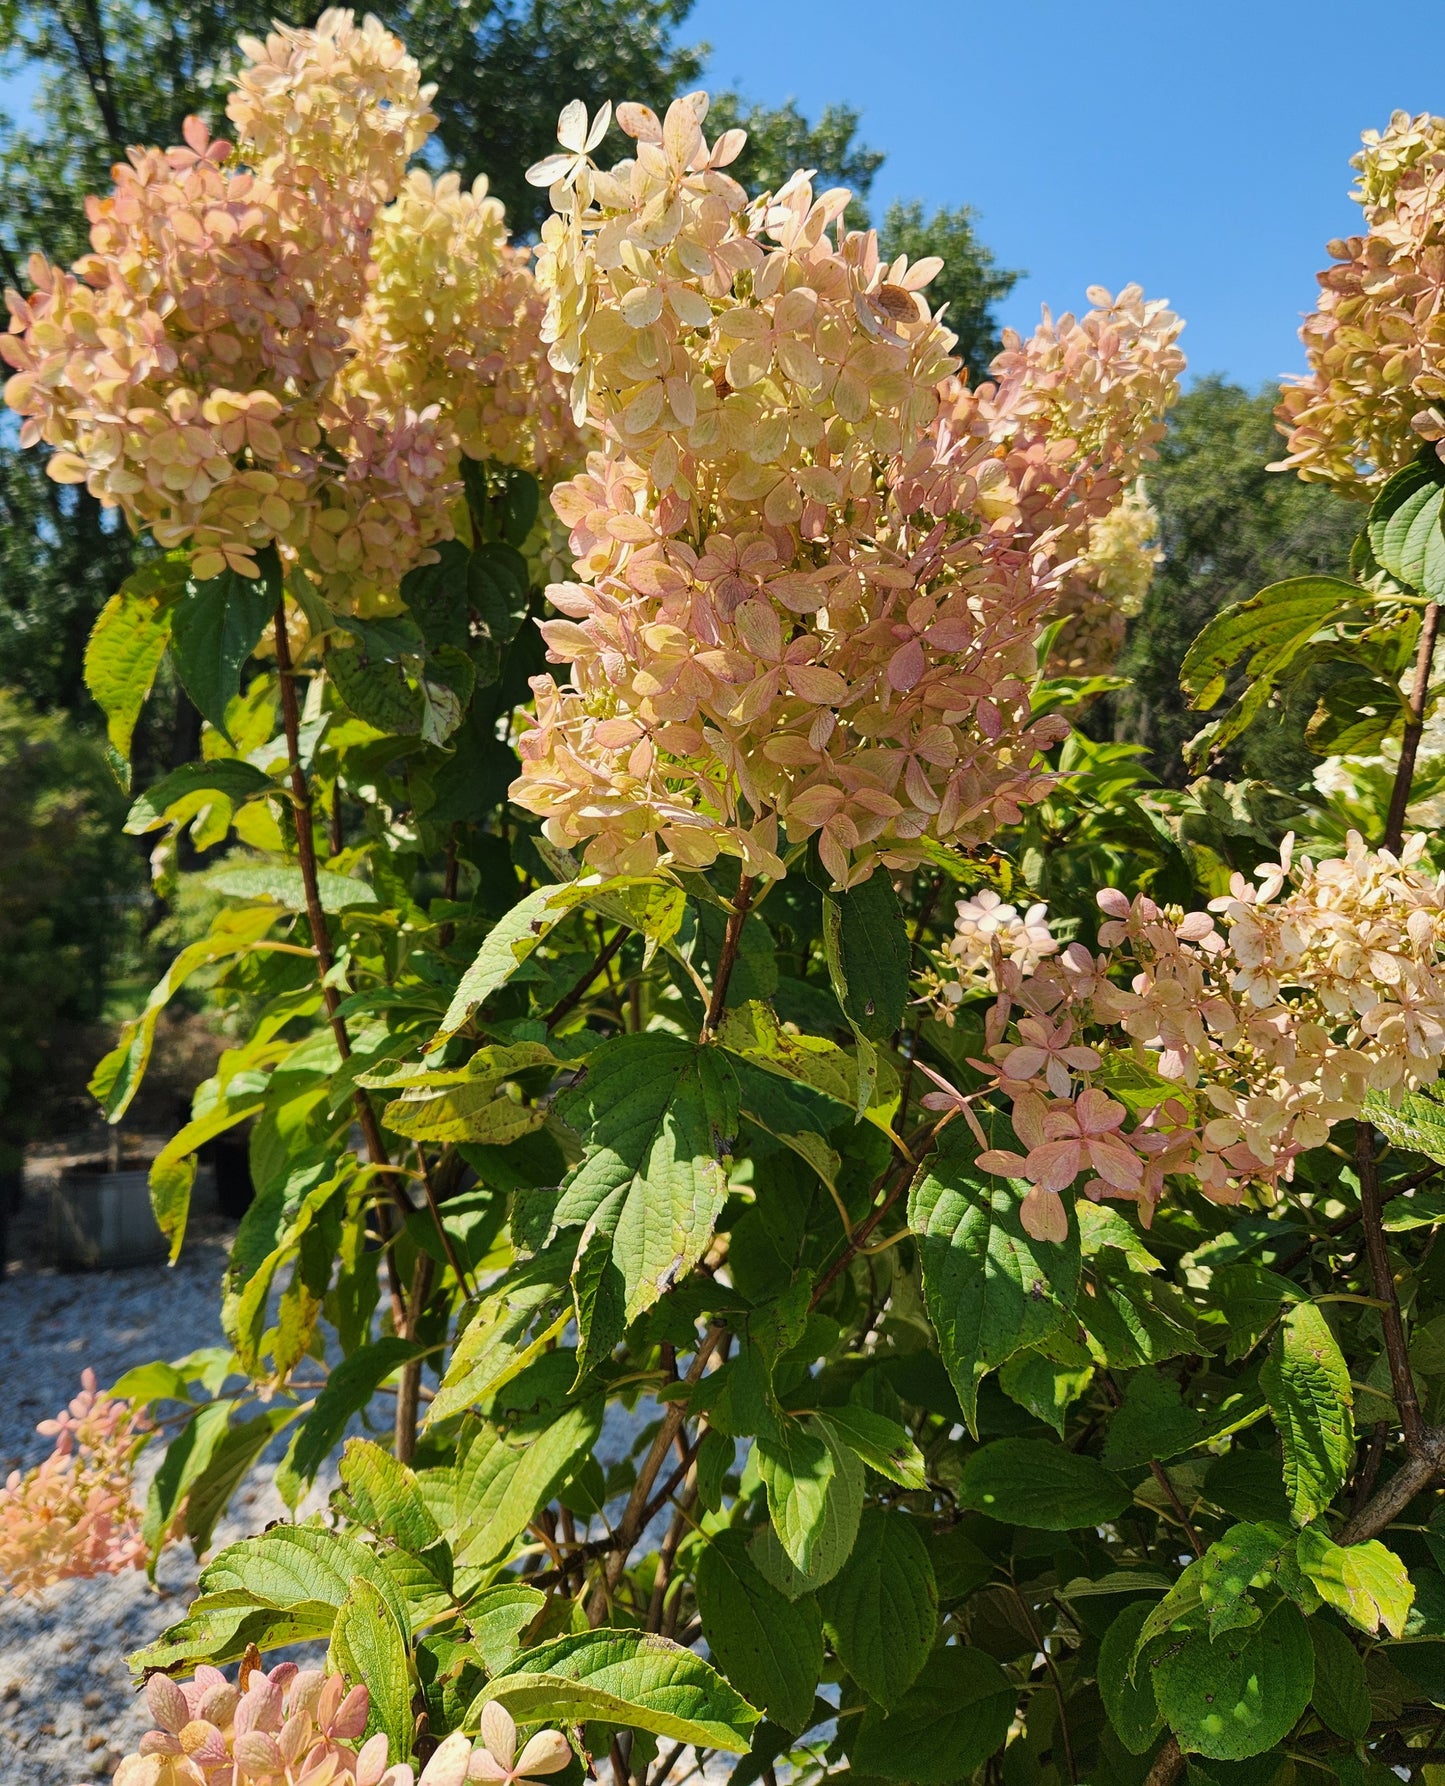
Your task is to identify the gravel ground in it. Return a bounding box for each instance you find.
[0,1152,328,1785]
[0,1152,663,1786]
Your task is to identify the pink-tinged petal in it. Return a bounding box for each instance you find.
[887,637,926,692]
[1075,1087,1126,1135]
[468,1757,510,1783]
[1025,1138,1083,1192]
[515,1732,572,1776]
[481,1703,518,1771]
[1085,1136,1145,1191]
[356,1732,392,1786]
[420,1733,475,1786]
[1020,1186,1069,1243]
[999,1045,1048,1080]
[977,1149,1029,1178]
[1011,1090,1051,1150]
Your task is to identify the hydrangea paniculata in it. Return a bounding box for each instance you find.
[106,1665,567,1786]
[510,95,1180,886]
[929,832,1445,1239]
[2,11,578,611]
[1277,109,1445,494]
[0,1369,147,1596]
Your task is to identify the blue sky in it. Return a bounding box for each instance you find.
[689,0,1445,389]
[4,1,1442,389]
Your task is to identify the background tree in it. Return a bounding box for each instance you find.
[1101,375,1363,785]
[0,0,1021,719]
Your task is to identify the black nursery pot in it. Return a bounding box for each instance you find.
[205,1135,255,1220]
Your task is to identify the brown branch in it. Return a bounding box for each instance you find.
[811,1133,938,1309]
[546,928,628,1031]
[274,603,408,1324]
[1337,1425,1445,1544]
[437,826,460,949]
[415,1144,473,1298]
[586,1325,728,1624]
[1143,1735,1183,1786]
[1148,1461,1205,1559]
[1385,599,1441,854]
[393,1251,435,1463]
[699,876,756,1041]
[1356,1122,1424,1449]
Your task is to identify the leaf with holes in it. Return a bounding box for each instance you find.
[1260,1302,1354,1525]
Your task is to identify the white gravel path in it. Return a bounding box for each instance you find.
[0,1163,326,1784]
[0,1159,661,1786]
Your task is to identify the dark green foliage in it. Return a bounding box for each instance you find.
[0,690,143,1160]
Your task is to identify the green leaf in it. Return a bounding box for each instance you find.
[817,1509,937,1710]
[1154,1599,1314,1761]
[1383,1187,1445,1231]
[450,1400,603,1567]
[908,1136,1079,1434]
[170,568,274,738]
[400,541,471,649]
[339,1439,442,1558]
[1097,1601,1165,1754]
[132,1525,410,1672]
[997,1344,1094,1434]
[1103,1370,1204,1469]
[695,1528,822,1732]
[209,863,378,911]
[426,1252,571,1428]
[329,1576,414,1763]
[822,871,909,1045]
[757,1414,864,1589]
[149,1099,264,1264]
[554,1033,737,1335]
[1260,1302,1355,1526]
[275,1339,423,1506]
[1368,457,1445,596]
[466,1582,547,1674]
[1212,1264,1300,1363]
[327,640,425,734]
[1197,1523,1296,1639]
[143,1399,235,1569]
[183,1409,294,1560]
[125,760,275,833]
[89,907,278,1121]
[1364,1085,1445,1165]
[849,1646,1014,1782]
[814,1405,927,1490]
[435,882,584,1040]
[470,541,531,646]
[84,557,185,771]
[1180,576,1361,760]
[1296,1527,1414,1638]
[482,1629,760,1754]
[1309,1617,1370,1741]
[957,1437,1131,1531]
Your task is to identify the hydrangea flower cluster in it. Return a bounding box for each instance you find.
[1277,110,1445,494]
[2,11,576,610]
[511,97,1178,886]
[928,887,1058,1018]
[349,170,579,488]
[109,1671,567,1786]
[0,1369,146,1596]
[938,286,1181,672]
[931,832,1445,1240]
